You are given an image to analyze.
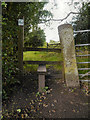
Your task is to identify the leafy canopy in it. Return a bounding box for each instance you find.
[72,2,90,44]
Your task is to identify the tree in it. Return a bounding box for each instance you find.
[72,2,90,44]
[2,2,52,99]
[25,28,46,48]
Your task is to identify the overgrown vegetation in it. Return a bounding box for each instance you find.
[72,2,90,44]
[2,2,52,100]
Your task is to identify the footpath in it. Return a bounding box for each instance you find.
[2,68,89,119]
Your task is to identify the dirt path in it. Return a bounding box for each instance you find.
[2,67,89,119]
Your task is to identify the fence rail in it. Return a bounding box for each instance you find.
[75,42,90,83]
[78,68,90,70]
[75,44,90,47]
[77,62,90,64]
[47,43,60,45]
[79,74,90,76]
[23,61,62,65]
[76,54,90,57]
[80,80,90,82]
[23,47,61,52]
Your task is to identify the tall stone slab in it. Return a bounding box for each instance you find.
[58,24,79,87]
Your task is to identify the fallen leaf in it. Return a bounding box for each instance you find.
[25,114,28,117]
[17,109,21,113]
[43,104,48,107]
[70,101,73,104]
[21,114,24,118]
[51,104,54,107]
[31,100,34,104]
[77,110,79,113]
[54,100,57,103]
[61,91,64,94]
[31,105,34,109]
[42,93,45,95]
[52,110,55,113]
[33,110,36,112]
[43,96,46,99]
[72,109,76,112]
[39,103,41,105]
[50,89,52,91]
[46,90,51,94]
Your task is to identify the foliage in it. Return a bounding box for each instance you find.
[49,40,58,44]
[36,92,40,97]
[72,2,90,44]
[2,2,52,100]
[24,28,46,48]
[41,86,49,92]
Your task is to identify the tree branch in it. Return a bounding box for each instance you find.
[40,12,80,23]
[51,12,80,21]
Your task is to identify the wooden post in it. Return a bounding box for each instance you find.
[0,2,2,119]
[58,24,79,87]
[18,26,23,81]
[47,43,48,48]
[23,16,24,47]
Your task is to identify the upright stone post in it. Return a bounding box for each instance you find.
[37,65,46,92]
[58,24,79,87]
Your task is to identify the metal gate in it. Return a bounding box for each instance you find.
[74,30,90,83]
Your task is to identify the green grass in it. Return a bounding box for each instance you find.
[23,51,63,72]
[23,51,63,61]
[23,48,89,75]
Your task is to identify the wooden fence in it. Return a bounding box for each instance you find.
[23,47,62,66]
[47,43,60,48]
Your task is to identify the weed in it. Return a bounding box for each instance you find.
[36,92,40,97]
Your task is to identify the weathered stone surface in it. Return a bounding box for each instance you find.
[37,65,46,92]
[58,24,79,87]
[38,74,45,92]
[37,65,46,73]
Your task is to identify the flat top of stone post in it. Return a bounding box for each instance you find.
[37,65,46,73]
[58,24,73,31]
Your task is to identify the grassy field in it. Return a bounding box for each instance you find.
[23,49,89,73]
[23,48,90,92]
[23,51,63,72]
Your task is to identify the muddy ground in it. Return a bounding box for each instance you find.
[2,66,89,119]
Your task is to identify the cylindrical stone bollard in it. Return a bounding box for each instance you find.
[58,24,79,87]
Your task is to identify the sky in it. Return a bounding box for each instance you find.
[39,0,89,43]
